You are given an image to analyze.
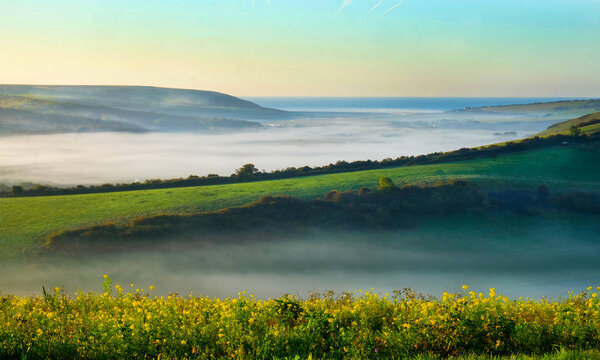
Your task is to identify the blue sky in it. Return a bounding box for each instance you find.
[1,0,599,96]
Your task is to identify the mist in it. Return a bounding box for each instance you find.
[3,213,599,299]
[3,100,594,300]
[0,112,551,186]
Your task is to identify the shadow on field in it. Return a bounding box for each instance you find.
[44,180,600,255]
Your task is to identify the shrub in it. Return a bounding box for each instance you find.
[1,283,599,359]
[377,177,396,192]
[569,125,582,137]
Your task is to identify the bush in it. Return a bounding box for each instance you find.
[44,180,598,250]
[569,125,582,137]
[377,177,396,192]
[1,283,599,359]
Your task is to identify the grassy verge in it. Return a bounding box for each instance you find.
[1,279,599,359]
[1,143,600,257]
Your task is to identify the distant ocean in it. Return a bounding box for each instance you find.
[248,97,586,113]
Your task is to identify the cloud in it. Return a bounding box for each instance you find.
[369,0,385,13]
[384,0,405,14]
[335,0,352,15]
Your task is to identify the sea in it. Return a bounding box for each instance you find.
[248,97,584,113]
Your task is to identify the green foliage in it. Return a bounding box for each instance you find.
[103,274,112,296]
[235,163,258,179]
[377,177,396,191]
[274,296,304,327]
[10,185,23,196]
[1,284,600,359]
[569,125,582,137]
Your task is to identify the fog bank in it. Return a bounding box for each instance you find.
[0,113,548,186]
[3,214,599,299]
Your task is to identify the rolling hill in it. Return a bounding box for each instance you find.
[459,99,600,121]
[2,138,599,257]
[0,85,288,134]
[535,111,600,137]
[2,108,600,257]
[2,86,599,135]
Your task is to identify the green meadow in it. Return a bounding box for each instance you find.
[2,143,600,257]
[535,112,600,137]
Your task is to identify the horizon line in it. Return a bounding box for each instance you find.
[0,83,598,99]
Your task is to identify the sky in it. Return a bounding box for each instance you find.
[1,0,599,97]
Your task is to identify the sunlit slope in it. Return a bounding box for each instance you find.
[1,142,599,256]
[462,99,600,120]
[535,112,600,137]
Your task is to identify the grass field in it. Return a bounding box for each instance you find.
[1,278,599,359]
[1,143,600,257]
[535,112,600,137]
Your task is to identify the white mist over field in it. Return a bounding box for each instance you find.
[0,113,546,186]
[3,214,600,299]
[3,97,593,299]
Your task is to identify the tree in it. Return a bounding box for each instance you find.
[377,177,396,192]
[568,125,582,137]
[236,163,258,179]
[10,185,24,196]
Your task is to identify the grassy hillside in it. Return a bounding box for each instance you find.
[0,95,149,134]
[45,180,600,253]
[2,141,599,257]
[0,85,278,115]
[0,95,263,134]
[462,99,600,120]
[0,85,286,134]
[535,112,600,137]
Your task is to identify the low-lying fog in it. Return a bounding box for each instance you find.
[0,112,554,186]
[3,106,593,299]
[3,214,599,299]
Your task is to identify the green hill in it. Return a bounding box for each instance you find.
[535,111,600,137]
[3,110,600,257]
[2,138,599,257]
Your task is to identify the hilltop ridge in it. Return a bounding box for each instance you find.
[0,85,288,134]
[457,98,600,120]
[535,111,600,137]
